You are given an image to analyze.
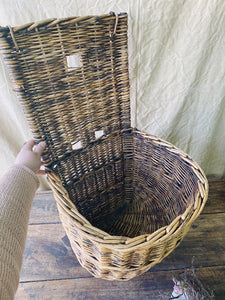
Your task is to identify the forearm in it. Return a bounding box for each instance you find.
[0,165,39,300]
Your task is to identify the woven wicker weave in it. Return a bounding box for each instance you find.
[0,12,208,281]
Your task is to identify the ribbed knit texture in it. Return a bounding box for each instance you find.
[0,165,39,300]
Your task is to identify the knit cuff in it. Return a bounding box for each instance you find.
[11,164,40,189]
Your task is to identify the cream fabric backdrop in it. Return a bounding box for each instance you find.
[0,0,225,189]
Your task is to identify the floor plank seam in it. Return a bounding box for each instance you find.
[19,276,93,284]
[18,265,225,285]
[201,212,225,215]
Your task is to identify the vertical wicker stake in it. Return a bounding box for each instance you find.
[0,13,208,280]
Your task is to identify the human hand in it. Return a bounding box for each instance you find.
[15,139,46,175]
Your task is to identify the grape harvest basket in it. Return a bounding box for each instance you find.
[0,12,208,280]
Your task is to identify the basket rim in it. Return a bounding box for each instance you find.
[0,12,127,35]
[48,129,209,252]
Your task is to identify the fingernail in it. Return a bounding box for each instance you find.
[40,141,46,148]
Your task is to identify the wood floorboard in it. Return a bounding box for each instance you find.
[28,191,60,224]
[14,266,225,300]
[15,178,225,299]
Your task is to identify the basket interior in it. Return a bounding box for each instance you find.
[52,129,199,238]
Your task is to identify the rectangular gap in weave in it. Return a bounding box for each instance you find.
[71,140,82,150]
[66,54,82,70]
[95,130,104,140]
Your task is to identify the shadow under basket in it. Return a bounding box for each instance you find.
[0,13,208,280]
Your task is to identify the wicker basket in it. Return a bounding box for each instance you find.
[0,12,208,281]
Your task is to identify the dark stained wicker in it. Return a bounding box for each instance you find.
[0,12,208,280]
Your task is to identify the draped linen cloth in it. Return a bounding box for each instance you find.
[0,0,224,189]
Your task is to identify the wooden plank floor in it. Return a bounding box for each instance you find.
[15,178,225,300]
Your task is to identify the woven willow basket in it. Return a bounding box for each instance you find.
[0,13,208,281]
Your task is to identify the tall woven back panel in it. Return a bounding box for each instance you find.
[0,13,208,280]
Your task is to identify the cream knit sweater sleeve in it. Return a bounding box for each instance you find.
[0,164,39,300]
